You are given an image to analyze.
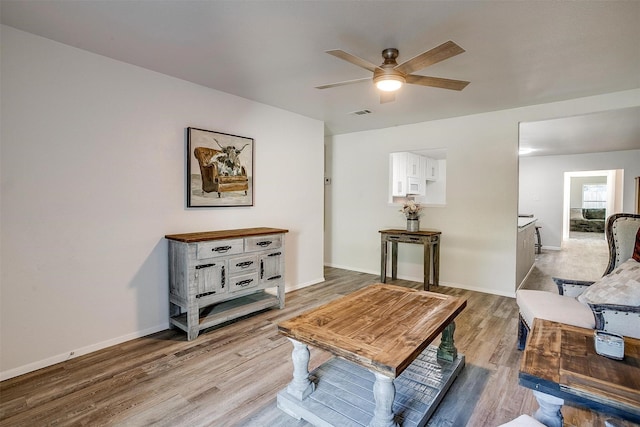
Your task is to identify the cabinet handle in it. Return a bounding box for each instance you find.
[236,261,254,268]
[256,241,272,247]
[268,252,281,257]
[260,260,264,279]
[213,245,232,253]
[267,275,282,281]
[196,291,216,298]
[221,266,225,288]
[195,263,215,270]
[237,279,254,287]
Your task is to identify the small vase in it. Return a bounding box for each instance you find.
[406,215,419,232]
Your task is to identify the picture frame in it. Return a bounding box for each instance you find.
[187,127,254,207]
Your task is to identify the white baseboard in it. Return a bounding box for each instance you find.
[324,263,515,298]
[324,263,379,276]
[0,323,169,381]
[285,277,325,292]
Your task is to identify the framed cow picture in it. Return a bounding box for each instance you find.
[187,127,254,207]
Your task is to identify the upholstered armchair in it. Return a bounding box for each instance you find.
[193,147,249,198]
[516,213,640,350]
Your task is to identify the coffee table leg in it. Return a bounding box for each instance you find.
[286,338,315,400]
[532,391,564,427]
[437,322,458,362]
[369,372,398,427]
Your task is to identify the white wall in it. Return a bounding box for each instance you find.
[519,150,640,248]
[0,26,325,379]
[325,90,640,297]
[570,176,607,208]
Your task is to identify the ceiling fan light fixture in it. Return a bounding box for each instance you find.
[374,75,404,92]
[376,78,403,92]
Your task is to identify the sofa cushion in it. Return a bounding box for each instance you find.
[516,289,595,329]
[570,208,584,220]
[633,227,640,262]
[583,208,605,220]
[577,258,640,306]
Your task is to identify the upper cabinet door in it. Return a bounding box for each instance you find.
[391,152,407,197]
[406,153,421,178]
[425,157,439,181]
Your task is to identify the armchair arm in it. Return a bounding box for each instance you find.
[552,277,596,297]
[588,303,640,339]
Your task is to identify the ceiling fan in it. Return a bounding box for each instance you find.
[316,40,470,103]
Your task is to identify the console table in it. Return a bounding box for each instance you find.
[519,319,640,426]
[277,284,466,427]
[379,229,441,291]
[165,227,287,340]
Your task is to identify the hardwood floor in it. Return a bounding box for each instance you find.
[520,231,608,293]
[1,245,637,426]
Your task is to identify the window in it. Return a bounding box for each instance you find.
[582,184,607,209]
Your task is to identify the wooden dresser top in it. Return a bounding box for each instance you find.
[379,229,441,236]
[165,227,288,243]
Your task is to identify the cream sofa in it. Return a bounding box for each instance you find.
[516,213,640,350]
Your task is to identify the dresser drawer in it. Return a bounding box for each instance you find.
[229,272,260,293]
[196,239,243,260]
[228,254,258,274]
[245,234,282,252]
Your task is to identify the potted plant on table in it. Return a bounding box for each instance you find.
[400,201,423,232]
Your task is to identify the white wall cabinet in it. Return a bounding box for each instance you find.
[424,157,439,181]
[165,227,287,340]
[391,152,439,197]
[407,152,421,178]
[391,152,409,196]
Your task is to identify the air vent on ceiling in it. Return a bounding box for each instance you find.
[350,109,372,116]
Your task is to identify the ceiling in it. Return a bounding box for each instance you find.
[519,106,640,157]
[2,0,639,152]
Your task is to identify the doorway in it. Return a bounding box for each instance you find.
[562,169,623,241]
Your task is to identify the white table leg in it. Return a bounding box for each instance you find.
[286,338,315,400]
[532,390,564,427]
[368,372,399,427]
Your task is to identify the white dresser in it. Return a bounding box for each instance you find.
[165,227,288,340]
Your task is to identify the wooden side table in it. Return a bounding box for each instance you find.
[379,229,441,291]
[519,319,640,426]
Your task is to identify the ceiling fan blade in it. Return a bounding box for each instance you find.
[395,41,465,75]
[326,49,381,73]
[315,77,371,90]
[405,74,470,91]
[380,92,396,104]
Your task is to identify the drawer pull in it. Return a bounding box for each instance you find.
[195,263,215,270]
[409,237,420,241]
[267,275,282,281]
[236,261,254,268]
[213,245,232,253]
[268,252,282,257]
[196,291,215,298]
[256,241,272,247]
[389,236,400,240]
[237,279,254,287]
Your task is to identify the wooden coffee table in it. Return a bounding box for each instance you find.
[519,319,640,427]
[277,284,466,427]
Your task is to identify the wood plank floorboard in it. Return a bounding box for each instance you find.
[1,241,637,427]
